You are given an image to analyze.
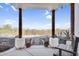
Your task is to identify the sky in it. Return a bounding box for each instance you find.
[0,3,70,29]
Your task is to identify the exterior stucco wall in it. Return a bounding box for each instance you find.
[75,4,79,37]
[75,4,79,55]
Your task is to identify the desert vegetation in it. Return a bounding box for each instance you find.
[0,24,69,37]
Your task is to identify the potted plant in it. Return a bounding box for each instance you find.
[44,41,49,47]
[59,30,70,44]
[26,43,31,48]
[25,38,31,48]
[63,30,70,40]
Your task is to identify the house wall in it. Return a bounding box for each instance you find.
[75,4,79,37]
[75,3,79,55]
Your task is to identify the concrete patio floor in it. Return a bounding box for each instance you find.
[0,45,55,56]
[0,45,74,56]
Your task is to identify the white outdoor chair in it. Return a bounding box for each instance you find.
[52,36,79,56]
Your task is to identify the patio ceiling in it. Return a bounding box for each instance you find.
[11,3,66,10]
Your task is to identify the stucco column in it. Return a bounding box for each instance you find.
[75,4,79,37]
[51,10,55,38]
[19,8,22,38]
[71,3,75,37]
[74,4,79,55]
[70,3,75,47]
[15,8,25,49]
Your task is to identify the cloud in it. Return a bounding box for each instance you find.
[45,10,52,20]
[45,10,49,15]
[4,20,12,25]
[62,23,70,29]
[5,3,10,5]
[11,5,17,11]
[44,23,51,27]
[3,19,17,28]
[55,24,61,29]
[46,15,52,19]
[56,23,70,29]
[40,23,51,29]
[4,19,16,25]
[5,3,17,12]
[23,23,52,30]
[0,5,3,8]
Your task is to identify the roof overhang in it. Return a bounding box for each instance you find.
[11,3,66,10]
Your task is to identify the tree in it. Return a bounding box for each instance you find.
[3,24,12,29]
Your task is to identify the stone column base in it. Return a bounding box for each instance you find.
[15,38,25,49]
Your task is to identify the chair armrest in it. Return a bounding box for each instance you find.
[52,47,76,56]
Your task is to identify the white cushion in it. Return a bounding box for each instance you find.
[15,38,25,49]
[77,43,79,56]
[66,41,72,46]
[66,41,72,50]
[49,37,59,47]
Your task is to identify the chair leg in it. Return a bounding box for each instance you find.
[53,54,58,56]
[59,49,62,56]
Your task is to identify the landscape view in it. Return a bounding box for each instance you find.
[0,24,70,37]
[0,3,70,37]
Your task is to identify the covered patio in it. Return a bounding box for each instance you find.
[0,3,79,56]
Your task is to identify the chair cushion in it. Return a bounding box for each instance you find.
[49,37,59,47]
[77,42,79,55]
[52,44,73,56]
